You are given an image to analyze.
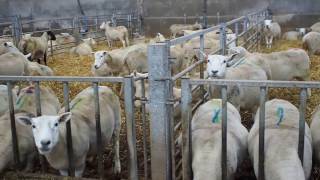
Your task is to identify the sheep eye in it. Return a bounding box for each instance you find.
[54,123,58,127]
[32,125,36,129]
[223,60,226,63]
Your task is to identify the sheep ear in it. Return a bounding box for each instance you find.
[25,53,32,59]
[103,51,108,55]
[133,70,137,77]
[58,112,72,123]
[199,51,208,60]
[17,116,32,126]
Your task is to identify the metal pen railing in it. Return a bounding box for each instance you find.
[0,75,141,180]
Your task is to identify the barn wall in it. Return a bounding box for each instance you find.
[0,0,319,35]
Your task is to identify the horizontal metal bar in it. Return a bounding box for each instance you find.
[172,59,206,81]
[0,76,124,83]
[188,79,320,88]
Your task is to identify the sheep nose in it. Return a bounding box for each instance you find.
[94,65,99,69]
[41,140,51,146]
[211,70,218,75]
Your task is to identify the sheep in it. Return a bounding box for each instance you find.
[283,31,300,41]
[205,53,268,113]
[132,72,181,111]
[191,99,248,180]
[170,22,202,38]
[303,32,320,55]
[70,38,96,57]
[100,21,129,48]
[248,99,312,180]
[263,20,281,48]
[18,31,56,65]
[311,105,320,165]
[93,43,148,76]
[48,33,76,52]
[0,51,54,77]
[0,86,60,173]
[229,46,310,82]
[148,33,166,44]
[0,85,17,117]
[310,22,320,33]
[17,86,121,177]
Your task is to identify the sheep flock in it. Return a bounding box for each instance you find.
[2,16,320,180]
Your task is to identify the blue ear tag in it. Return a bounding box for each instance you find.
[212,109,221,124]
[276,107,284,127]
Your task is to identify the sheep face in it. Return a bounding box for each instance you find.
[83,38,96,46]
[17,112,72,155]
[264,19,272,29]
[206,54,237,78]
[206,55,229,78]
[94,51,108,69]
[297,28,306,36]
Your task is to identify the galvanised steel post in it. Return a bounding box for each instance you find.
[219,23,226,55]
[148,43,173,180]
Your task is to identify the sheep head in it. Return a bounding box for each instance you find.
[264,19,272,29]
[100,22,106,29]
[93,51,111,69]
[17,112,72,155]
[206,53,238,79]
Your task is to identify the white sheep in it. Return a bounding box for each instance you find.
[191,99,248,180]
[0,42,54,77]
[70,38,96,57]
[132,72,181,112]
[263,20,281,48]
[229,46,310,81]
[311,105,320,165]
[0,86,60,173]
[93,43,148,76]
[310,22,320,33]
[205,53,268,113]
[18,31,56,65]
[303,32,320,55]
[100,21,129,48]
[148,33,166,44]
[282,31,300,41]
[170,22,202,38]
[248,99,312,180]
[17,86,121,177]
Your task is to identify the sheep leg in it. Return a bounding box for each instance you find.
[59,170,68,176]
[121,39,126,48]
[112,112,121,174]
[75,164,85,177]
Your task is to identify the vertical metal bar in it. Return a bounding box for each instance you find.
[217,12,220,24]
[184,14,187,25]
[7,82,20,168]
[298,88,307,165]
[219,23,226,55]
[140,79,149,179]
[181,78,192,180]
[93,82,104,178]
[148,43,172,180]
[168,79,175,180]
[235,22,239,46]
[202,0,207,29]
[199,34,205,102]
[221,86,227,180]
[258,87,266,180]
[34,82,47,173]
[63,82,74,177]
[124,77,138,180]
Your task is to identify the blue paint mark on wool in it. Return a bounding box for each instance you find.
[212,109,221,124]
[276,107,284,127]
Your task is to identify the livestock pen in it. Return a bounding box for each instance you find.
[0,6,319,180]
